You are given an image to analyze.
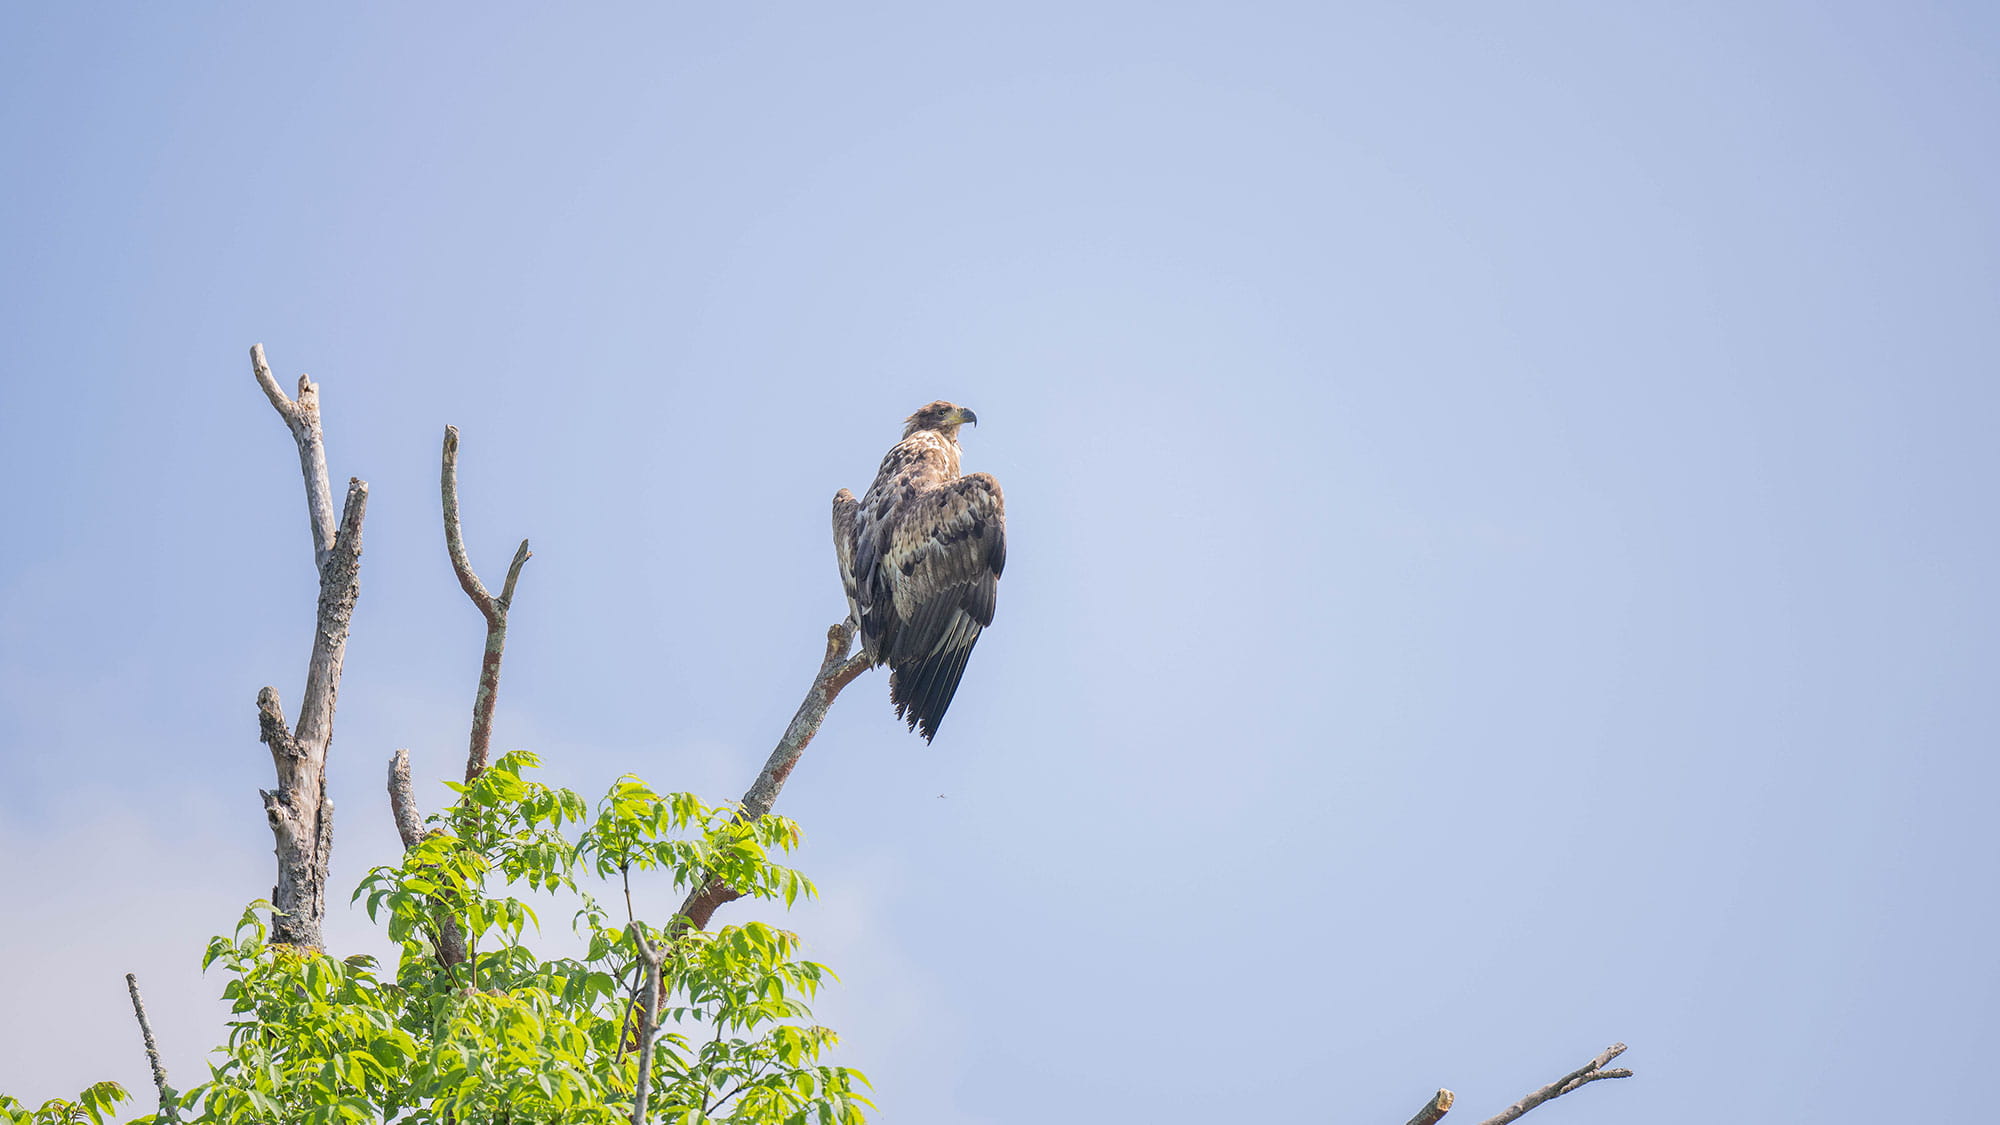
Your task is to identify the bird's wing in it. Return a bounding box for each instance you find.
[875,472,1005,739]
[880,472,1004,658]
[832,488,863,643]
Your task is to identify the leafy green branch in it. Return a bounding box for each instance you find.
[123,752,873,1124]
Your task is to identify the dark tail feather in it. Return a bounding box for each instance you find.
[890,641,977,742]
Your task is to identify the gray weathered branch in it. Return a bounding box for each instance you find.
[1475,1043,1633,1125]
[628,925,667,1124]
[251,344,337,573]
[673,622,872,933]
[250,345,368,949]
[388,749,425,851]
[442,424,531,782]
[124,973,171,1115]
[297,479,367,750]
[1404,1089,1454,1125]
[371,424,528,969]
[387,748,469,968]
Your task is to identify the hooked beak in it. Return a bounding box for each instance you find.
[953,407,978,427]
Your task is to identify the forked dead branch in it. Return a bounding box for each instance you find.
[1476,1042,1634,1124]
[382,424,534,968]
[248,343,367,951]
[1399,1043,1634,1125]
[441,423,532,783]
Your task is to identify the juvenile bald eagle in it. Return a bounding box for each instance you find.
[833,401,1006,742]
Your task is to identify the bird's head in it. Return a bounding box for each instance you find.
[903,400,978,439]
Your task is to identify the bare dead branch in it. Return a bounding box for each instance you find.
[124,973,170,1114]
[673,622,872,933]
[256,687,295,758]
[628,925,667,1124]
[250,344,336,572]
[499,537,531,607]
[250,346,368,949]
[441,425,495,615]
[1404,1089,1454,1125]
[441,425,532,781]
[249,344,296,422]
[388,749,425,851]
[1477,1043,1632,1125]
[364,427,527,971]
[386,749,469,967]
[295,478,367,750]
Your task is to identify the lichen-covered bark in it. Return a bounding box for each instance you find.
[628,927,666,1125]
[1476,1043,1632,1125]
[441,425,531,782]
[124,973,169,1112]
[250,346,368,949]
[674,622,872,933]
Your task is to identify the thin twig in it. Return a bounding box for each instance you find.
[1404,1088,1454,1125]
[124,973,171,1116]
[705,1077,752,1115]
[613,956,646,1063]
[1477,1044,1633,1125]
[441,425,532,782]
[672,622,872,933]
[500,538,531,608]
[612,864,641,1060]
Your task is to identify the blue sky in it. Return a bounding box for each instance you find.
[2,3,1996,1121]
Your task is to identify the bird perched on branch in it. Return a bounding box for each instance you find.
[833,401,1006,741]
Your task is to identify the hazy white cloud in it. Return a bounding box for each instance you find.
[761,849,985,1125]
[0,800,256,1103]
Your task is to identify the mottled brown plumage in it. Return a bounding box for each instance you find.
[833,401,1006,741]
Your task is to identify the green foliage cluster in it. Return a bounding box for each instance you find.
[0,1084,128,1125]
[5,752,869,1125]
